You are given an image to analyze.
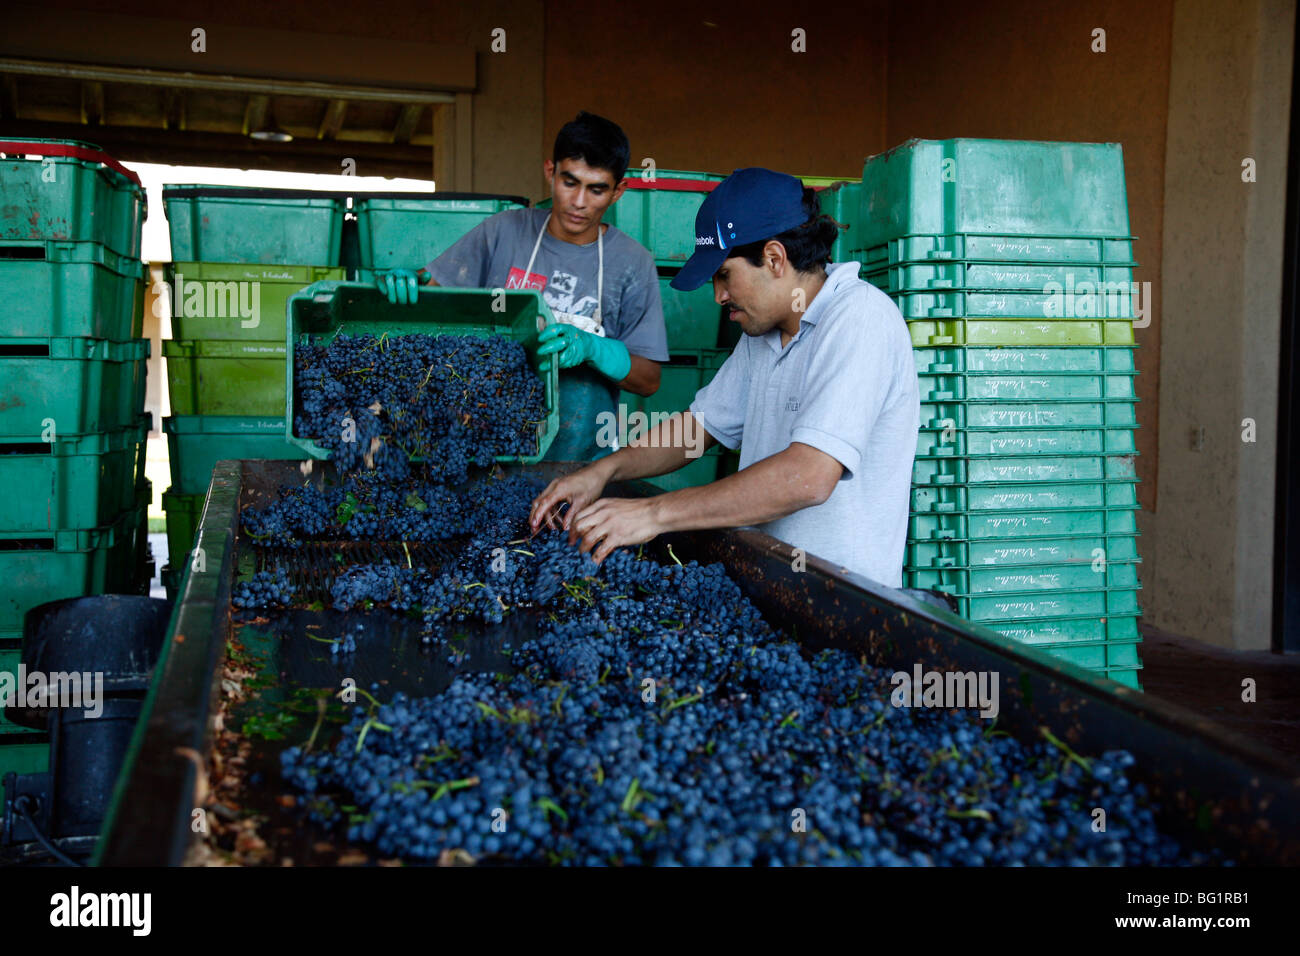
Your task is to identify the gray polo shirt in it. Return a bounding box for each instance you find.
[689,262,919,587]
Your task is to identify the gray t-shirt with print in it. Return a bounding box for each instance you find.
[425,207,669,361]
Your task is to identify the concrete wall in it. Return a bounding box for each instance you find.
[1154,0,1294,648]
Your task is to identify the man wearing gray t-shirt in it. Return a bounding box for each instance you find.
[529,167,919,588]
[373,112,669,461]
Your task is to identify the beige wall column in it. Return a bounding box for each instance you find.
[1152,0,1294,648]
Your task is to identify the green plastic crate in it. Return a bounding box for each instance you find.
[0,138,146,259]
[165,262,345,340]
[861,139,1132,247]
[0,337,148,436]
[907,534,1142,569]
[540,170,726,265]
[905,560,1141,595]
[912,455,1138,486]
[919,372,1137,403]
[162,488,204,563]
[943,586,1142,623]
[920,400,1138,430]
[0,416,148,533]
[285,282,560,463]
[0,239,146,340]
[985,614,1141,644]
[660,275,725,350]
[163,415,309,496]
[354,194,528,272]
[914,346,1137,375]
[644,449,725,492]
[1032,639,1143,671]
[893,288,1134,319]
[0,505,142,631]
[917,426,1138,458]
[163,185,347,265]
[163,339,287,416]
[620,348,730,420]
[861,234,1137,269]
[909,318,1136,348]
[911,480,1140,514]
[1104,667,1142,690]
[870,260,1136,293]
[909,507,1140,542]
[819,180,865,263]
[0,647,31,735]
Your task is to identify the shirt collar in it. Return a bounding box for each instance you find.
[762,261,861,352]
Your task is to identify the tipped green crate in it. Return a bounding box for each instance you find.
[869,260,1136,293]
[914,345,1137,375]
[0,415,149,532]
[907,533,1142,569]
[163,416,309,496]
[163,339,287,416]
[909,507,1140,541]
[165,262,345,340]
[285,282,560,464]
[0,239,146,340]
[354,193,528,272]
[909,317,1136,348]
[917,425,1138,458]
[861,234,1137,269]
[861,139,1132,247]
[0,138,146,260]
[0,505,143,631]
[163,185,347,265]
[0,337,148,436]
[1031,639,1143,671]
[913,455,1138,486]
[919,372,1137,403]
[162,488,204,562]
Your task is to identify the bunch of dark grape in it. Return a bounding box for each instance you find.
[294,333,545,484]
[232,567,296,609]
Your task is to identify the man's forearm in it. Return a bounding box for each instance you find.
[648,446,834,533]
[600,413,715,482]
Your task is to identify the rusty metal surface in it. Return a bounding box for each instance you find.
[99,459,1300,865]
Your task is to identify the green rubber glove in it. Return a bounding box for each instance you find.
[375,268,422,305]
[536,324,632,382]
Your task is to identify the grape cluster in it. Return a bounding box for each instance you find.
[294,333,545,483]
[232,567,296,609]
[279,533,1217,866]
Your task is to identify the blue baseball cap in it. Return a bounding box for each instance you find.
[670,167,807,291]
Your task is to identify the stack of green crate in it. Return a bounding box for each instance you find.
[161,187,352,588]
[352,192,529,282]
[0,138,151,803]
[857,139,1144,689]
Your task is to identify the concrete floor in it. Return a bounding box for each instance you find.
[1138,622,1300,764]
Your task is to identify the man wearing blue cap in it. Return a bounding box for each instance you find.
[528,167,919,588]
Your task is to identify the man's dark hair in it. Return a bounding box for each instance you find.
[726,187,840,273]
[553,112,630,184]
